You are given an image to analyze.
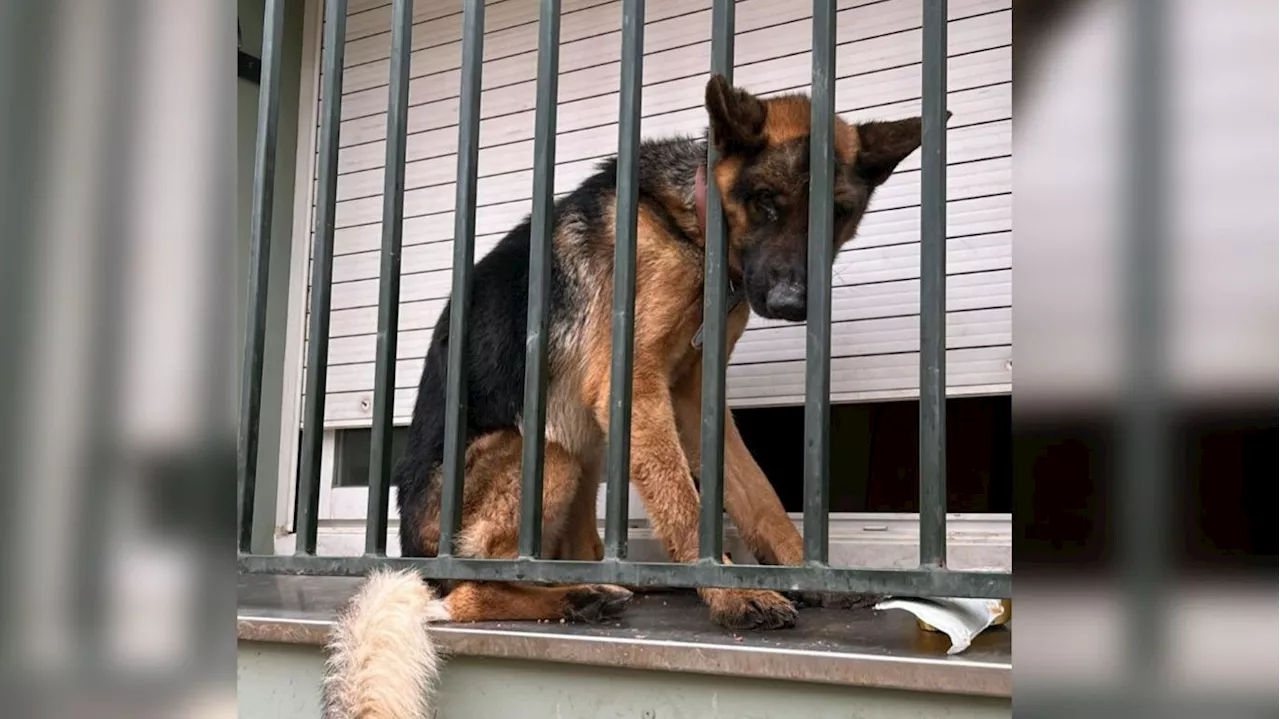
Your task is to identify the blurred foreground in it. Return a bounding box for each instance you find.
[1014,1,1276,716]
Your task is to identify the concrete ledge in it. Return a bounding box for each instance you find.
[238,573,1011,698]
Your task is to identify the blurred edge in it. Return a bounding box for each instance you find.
[1013,0,1277,716]
[1,0,237,716]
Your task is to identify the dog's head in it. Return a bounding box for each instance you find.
[705,74,930,322]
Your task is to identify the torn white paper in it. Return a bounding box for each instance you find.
[874,597,1008,655]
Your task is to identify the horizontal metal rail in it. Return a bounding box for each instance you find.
[238,554,1011,598]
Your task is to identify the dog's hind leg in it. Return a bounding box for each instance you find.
[454,432,584,560]
[442,581,632,623]
[449,434,632,623]
[555,453,604,562]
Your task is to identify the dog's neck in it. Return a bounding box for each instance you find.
[689,161,746,349]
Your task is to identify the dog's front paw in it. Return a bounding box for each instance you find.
[703,588,798,630]
[563,585,633,623]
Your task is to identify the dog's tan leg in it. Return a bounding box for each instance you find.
[453,433,586,560]
[572,206,793,629]
[443,435,631,623]
[591,372,796,630]
[723,407,881,608]
[671,366,873,609]
[443,581,632,623]
[670,364,802,567]
[721,416,807,566]
[410,430,518,557]
[557,462,604,561]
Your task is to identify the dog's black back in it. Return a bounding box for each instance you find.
[393,215,547,556]
[393,151,645,557]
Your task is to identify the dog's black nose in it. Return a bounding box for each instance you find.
[765,282,807,321]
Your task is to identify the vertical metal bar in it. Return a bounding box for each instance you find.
[296,0,347,556]
[918,0,948,568]
[518,0,561,559]
[603,0,645,561]
[365,0,414,556]
[802,0,836,565]
[1123,0,1167,692]
[238,0,286,555]
[438,0,485,557]
[698,0,734,562]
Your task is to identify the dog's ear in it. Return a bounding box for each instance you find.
[853,111,951,186]
[706,74,766,154]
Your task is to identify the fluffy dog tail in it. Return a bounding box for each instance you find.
[322,569,451,719]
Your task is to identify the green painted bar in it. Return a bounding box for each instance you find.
[697,0,735,563]
[803,0,836,565]
[238,0,285,555]
[296,0,348,556]
[438,0,485,557]
[518,0,562,560]
[604,0,645,561]
[919,0,949,569]
[365,0,414,556]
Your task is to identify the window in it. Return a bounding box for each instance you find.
[734,396,1012,514]
[312,428,410,525]
[333,427,410,488]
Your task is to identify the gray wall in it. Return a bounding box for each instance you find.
[238,641,1011,719]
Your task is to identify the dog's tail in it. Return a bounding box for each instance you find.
[322,569,452,719]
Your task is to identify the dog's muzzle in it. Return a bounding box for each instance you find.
[764,281,807,322]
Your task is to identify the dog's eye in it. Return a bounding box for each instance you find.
[753,191,779,222]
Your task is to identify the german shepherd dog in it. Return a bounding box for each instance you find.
[322,75,929,718]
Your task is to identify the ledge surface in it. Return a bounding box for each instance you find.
[238,573,1011,697]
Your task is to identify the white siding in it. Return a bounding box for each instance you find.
[303,0,1013,427]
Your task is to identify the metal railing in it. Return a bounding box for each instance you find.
[236,0,1011,600]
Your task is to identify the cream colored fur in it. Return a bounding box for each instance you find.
[322,569,451,719]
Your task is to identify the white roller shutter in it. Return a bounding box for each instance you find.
[303,0,1013,427]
